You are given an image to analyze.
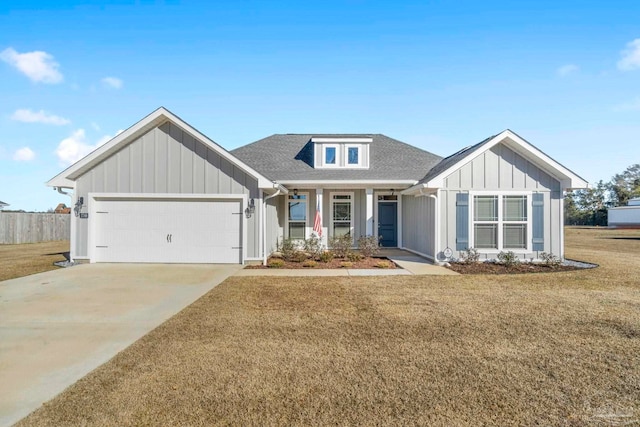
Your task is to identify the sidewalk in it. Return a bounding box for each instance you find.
[234,249,458,277]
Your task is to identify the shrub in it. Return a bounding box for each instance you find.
[303,236,324,260]
[267,259,284,268]
[347,251,363,262]
[302,260,317,268]
[340,261,353,268]
[278,238,297,261]
[319,251,334,263]
[540,252,561,268]
[460,247,480,264]
[329,234,353,258]
[375,260,392,269]
[290,251,308,263]
[357,235,380,257]
[497,251,520,267]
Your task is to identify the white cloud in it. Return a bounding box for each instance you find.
[13,147,35,161]
[618,39,640,71]
[10,109,70,126]
[0,47,63,83]
[557,64,579,77]
[55,129,119,165]
[101,76,123,89]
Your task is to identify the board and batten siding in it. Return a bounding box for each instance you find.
[440,143,563,260]
[265,196,282,255]
[402,194,436,259]
[73,122,260,259]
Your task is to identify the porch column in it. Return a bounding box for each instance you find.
[366,188,374,236]
[316,189,325,246]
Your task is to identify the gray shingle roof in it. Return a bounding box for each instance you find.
[417,134,496,184]
[231,134,443,181]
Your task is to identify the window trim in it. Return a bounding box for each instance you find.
[330,191,355,243]
[345,144,361,166]
[285,191,309,240]
[469,191,533,253]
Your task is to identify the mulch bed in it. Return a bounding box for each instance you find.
[246,256,398,269]
[446,262,581,274]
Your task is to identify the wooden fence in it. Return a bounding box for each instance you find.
[0,213,70,244]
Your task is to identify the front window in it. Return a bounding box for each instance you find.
[287,194,307,239]
[331,193,354,241]
[472,194,529,250]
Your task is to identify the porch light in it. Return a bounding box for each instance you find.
[245,198,255,218]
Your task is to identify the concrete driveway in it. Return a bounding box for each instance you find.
[0,263,241,427]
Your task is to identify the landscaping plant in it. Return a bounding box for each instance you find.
[357,235,381,257]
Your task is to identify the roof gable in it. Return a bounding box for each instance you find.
[47,107,279,191]
[405,130,588,194]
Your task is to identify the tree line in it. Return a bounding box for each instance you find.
[565,164,640,226]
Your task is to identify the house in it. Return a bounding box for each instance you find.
[47,107,588,265]
[608,198,640,229]
[54,203,71,214]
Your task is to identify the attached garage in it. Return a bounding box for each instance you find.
[89,195,245,264]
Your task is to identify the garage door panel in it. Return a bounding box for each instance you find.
[92,198,242,264]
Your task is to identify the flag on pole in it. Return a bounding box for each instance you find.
[313,203,323,238]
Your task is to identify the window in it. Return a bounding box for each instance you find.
[287,193,307,239]
[472,194,529,250]
[347,147,359,165]
[325,147,336,165]
[331,193,354,241]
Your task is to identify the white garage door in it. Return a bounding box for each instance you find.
[92,198,242,264]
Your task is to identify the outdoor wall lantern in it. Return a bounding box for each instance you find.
[74,196,84,217]
[245,198,255,218]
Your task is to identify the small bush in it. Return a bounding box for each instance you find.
[347,252,363,262]
[319,251,334,263]
[340,261,353,268]
[267,259,284,268]
[302,260,317,268]
[357,235,380,257]
[290,251,308,263]
[460,247,480,264]
[497,251,520,267]
[540,252,561,268]
[375,260,392,269]
[329,234,353,258]
[303,236,324,260]
[278,238,298,261]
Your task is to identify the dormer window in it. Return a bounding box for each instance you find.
[313,136,371,169]
[325,146,337,165]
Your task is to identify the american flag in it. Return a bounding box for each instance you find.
[313,204,322,237]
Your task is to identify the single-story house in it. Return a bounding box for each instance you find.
[47,107,588,265]
[608,198,640,229]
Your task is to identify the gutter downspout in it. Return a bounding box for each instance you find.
[262,187,282,265]
[428,192,440,264]
[56,187,71,196]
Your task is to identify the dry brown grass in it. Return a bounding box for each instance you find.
[18,228,640,426]
[0,241,69,282]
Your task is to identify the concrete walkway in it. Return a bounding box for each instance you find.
[0,263,241,427]
[235,249,458,276]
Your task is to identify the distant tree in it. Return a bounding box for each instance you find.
[608,163,640,207]
[564,180,608,226]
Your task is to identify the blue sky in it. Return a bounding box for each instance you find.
[1,0,639,211]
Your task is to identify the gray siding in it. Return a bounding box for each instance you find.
[440,143,563,260]
[73,122,261,259]
[402,195,435,258]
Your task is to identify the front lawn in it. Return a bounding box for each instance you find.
[0,241,69,282]
[18,228,640,426]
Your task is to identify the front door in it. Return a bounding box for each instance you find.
[378,201,398,247]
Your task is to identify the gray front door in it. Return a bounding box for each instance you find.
[378,202,397,247]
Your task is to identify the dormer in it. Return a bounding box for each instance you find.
[312,136,372,169]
